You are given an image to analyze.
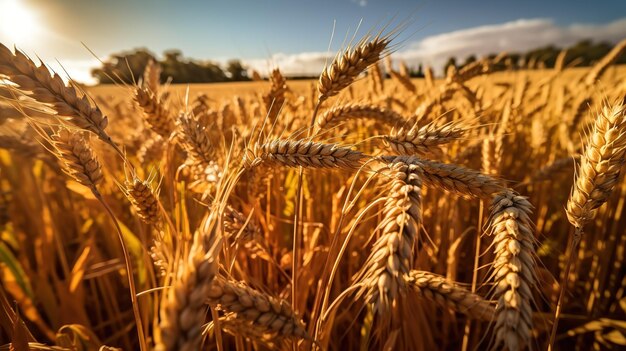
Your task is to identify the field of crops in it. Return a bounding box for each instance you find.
[1,34,626,351]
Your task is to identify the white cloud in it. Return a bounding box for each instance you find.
[245,17,626,77]
[244,51,334,77]
[395,18,626,75]
[351,0,368,7]
[45,59,102,85]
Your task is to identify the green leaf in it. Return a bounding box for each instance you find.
[0,241,33,299]
[115,221,147,286]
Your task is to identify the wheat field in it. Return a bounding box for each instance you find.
[0,31,626,351]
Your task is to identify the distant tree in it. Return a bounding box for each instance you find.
[411,63,425,78]
[226,60,249,81]
[461,55,477,69]
[567,40,619,66]
[525,45,560,68]
[92,48,228,84]
[444,57,457,78]
[91,48,156,84]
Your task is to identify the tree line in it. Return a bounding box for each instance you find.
[442,39,626,76]
[92,40,626,84]
[91,48,249,84]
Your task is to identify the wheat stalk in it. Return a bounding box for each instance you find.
[549,102,626,348]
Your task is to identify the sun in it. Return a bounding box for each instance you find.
[0,0,42,46]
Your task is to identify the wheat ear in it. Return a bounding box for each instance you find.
[0,44,112,144]
[359,159,422,315]
[143,59,162,94]
[178,112,213,166]
[244,139,366,170]
[566,102,626,229]
[488,190,536,351]
[263,68,288,121]
[206,277,309,340]
[389,69,416,93]
[210,313,285,349]
[156,198,224,351]
[316,103,405,130]
[528,155,579,183]
[424,65,435,89]
[385,119,468,156]
[223,206,271,259]
[406,270,495,321]
[318,33,391,102]
[50,128,103,195]
[134,87,174,138]
[380,156,506,199]
[125,177,161,225]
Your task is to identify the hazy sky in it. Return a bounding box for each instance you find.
[1,0,626,83]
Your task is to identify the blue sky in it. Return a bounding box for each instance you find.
[1,0,625,83]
